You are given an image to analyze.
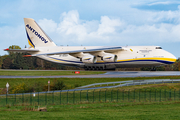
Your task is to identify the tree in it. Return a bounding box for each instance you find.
[9,45,21,49]
[12,53,23,69]
[36,58,44,69]
[2,57,12,69]
[8,45,21,55]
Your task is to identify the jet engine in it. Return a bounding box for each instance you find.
[102,54,117,62]
[81,55,97,63]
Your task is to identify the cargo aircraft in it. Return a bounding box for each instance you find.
[4,18,177,70]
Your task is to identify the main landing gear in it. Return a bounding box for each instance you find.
[84,66,104,70]
[150,67,157,71]
[84,65,116,71]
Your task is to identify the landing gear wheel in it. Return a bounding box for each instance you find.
[150,67,156,71]
[100,67,103,70]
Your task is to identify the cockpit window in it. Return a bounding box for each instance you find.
[156,47,162,49]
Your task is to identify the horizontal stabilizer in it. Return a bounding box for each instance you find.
[4,48,39,52]
[23,55,32,57]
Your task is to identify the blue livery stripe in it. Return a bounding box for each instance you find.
[47,56,175,64]
[26,30,35,48]
[48,56,83,63]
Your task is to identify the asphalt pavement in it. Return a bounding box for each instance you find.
[1,71,180,78]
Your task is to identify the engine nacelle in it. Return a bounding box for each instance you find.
[102,54,117,62]
[81,55,97,63]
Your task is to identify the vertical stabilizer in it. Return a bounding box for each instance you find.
[24,18,56,48]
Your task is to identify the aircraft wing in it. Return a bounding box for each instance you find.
[4,48,39,52]
[28,47,123,56]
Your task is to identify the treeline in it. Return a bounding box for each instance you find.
[117,59,180,71]
[0,45,80,70]
[141,58,180,71]
[141,59,180,71]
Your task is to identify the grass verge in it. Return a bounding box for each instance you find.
[0,101,180,119]
[0,76,180,92]
[0,70,105,76]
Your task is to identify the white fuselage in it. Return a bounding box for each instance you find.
[5,18,176,71]
[31,46,176,69]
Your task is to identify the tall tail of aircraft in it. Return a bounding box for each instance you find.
[24,18,56,48]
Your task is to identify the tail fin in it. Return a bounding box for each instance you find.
[24,18,56,48]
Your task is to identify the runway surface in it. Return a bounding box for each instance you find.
[1,71,180,78]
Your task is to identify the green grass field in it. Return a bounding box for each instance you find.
[1,85,179,107]
[0,70,105,76]
[0,101,180,119]
[1,71,180,119]
[0,76,180,90]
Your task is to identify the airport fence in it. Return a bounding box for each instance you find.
[1,88,180,106]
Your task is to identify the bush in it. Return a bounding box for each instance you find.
[53,80,66,90]
[11,82,28,94]
[43,84,54,91]
[29,82,45,92]
[74,84,81,88]
[9,81,66,93]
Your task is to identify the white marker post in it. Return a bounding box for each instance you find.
[48,80,50,92]
[6,82,9,94]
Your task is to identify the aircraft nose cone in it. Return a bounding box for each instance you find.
[172,55,177,60]
[169,53,177,62]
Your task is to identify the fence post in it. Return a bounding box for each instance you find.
[73,90,75,104]
[144,89,146,102]
[139,89,140,102]
[30,92,32,105]
[164,89,166,101]
[117,89,119,102]
[128,89,130,102]
[134,89,135,102]
[99,90,101,102]
[179,89,180,100]
[93,90,95,103]
[15,92,16,105]
[6,92,7,105]
[174,89,175,101]
[169,89,171,101]
[53,91,54,104]
[105,89,106,102]
[111,89,113,102]
[45,91,47,105]
[86,90,89,102]
[160,89,161,102]
[38,91,39,105]
[67,90,68,104]
[80,90,82,103]
[22,91,24,105]
[149,89,151,102]
[155,89,156,101]
[123,90,124,101]
[60,90,61,104]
